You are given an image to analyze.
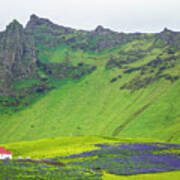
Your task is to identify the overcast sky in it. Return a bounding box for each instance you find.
[0,0,180,33]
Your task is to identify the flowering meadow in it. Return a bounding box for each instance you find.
[0,160,101,179]
[61,143,180,176]
[0,142,180,179]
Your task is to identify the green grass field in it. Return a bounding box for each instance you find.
[103,171,180,180]
[1,136,164,159]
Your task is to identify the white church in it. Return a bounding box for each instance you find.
[0,147,12,160]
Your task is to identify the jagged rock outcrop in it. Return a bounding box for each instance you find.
[94,25,113,34]
[26,14,75,34]
[25,15,148,52]
[88,25,150,52]
[155,28,180,48]
[25,14,76,49]
[0,20,38,96]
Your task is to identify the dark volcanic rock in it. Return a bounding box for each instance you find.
[26,14,74,33]
[155,28,180,48]
[25,14,77,49]
[94,25,112,34]
[0,20,38,96]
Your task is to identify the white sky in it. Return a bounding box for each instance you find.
[0,0,180,33]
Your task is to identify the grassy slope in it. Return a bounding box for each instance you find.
[0,39,180,143]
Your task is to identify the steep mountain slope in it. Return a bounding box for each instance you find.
[0,15,180,143]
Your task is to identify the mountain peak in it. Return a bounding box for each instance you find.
[162,27,173,33]
[26,14,54,30]
[7,19,23,30]
[94,25,114,34]
[5,20,23,35]
[95,25,105,32]
[28,14,43,24]
[30,14,39,20]
[12,19,21,25]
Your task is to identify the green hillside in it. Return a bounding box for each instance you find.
[1,35,180,143]
[0,15,180,144]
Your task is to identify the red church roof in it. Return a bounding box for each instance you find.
[0,147,6,151]
[0,147,12,155]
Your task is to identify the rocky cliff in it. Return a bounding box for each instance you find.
[0,20,37,96]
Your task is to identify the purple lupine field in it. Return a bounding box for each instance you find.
[59,143,180,175]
